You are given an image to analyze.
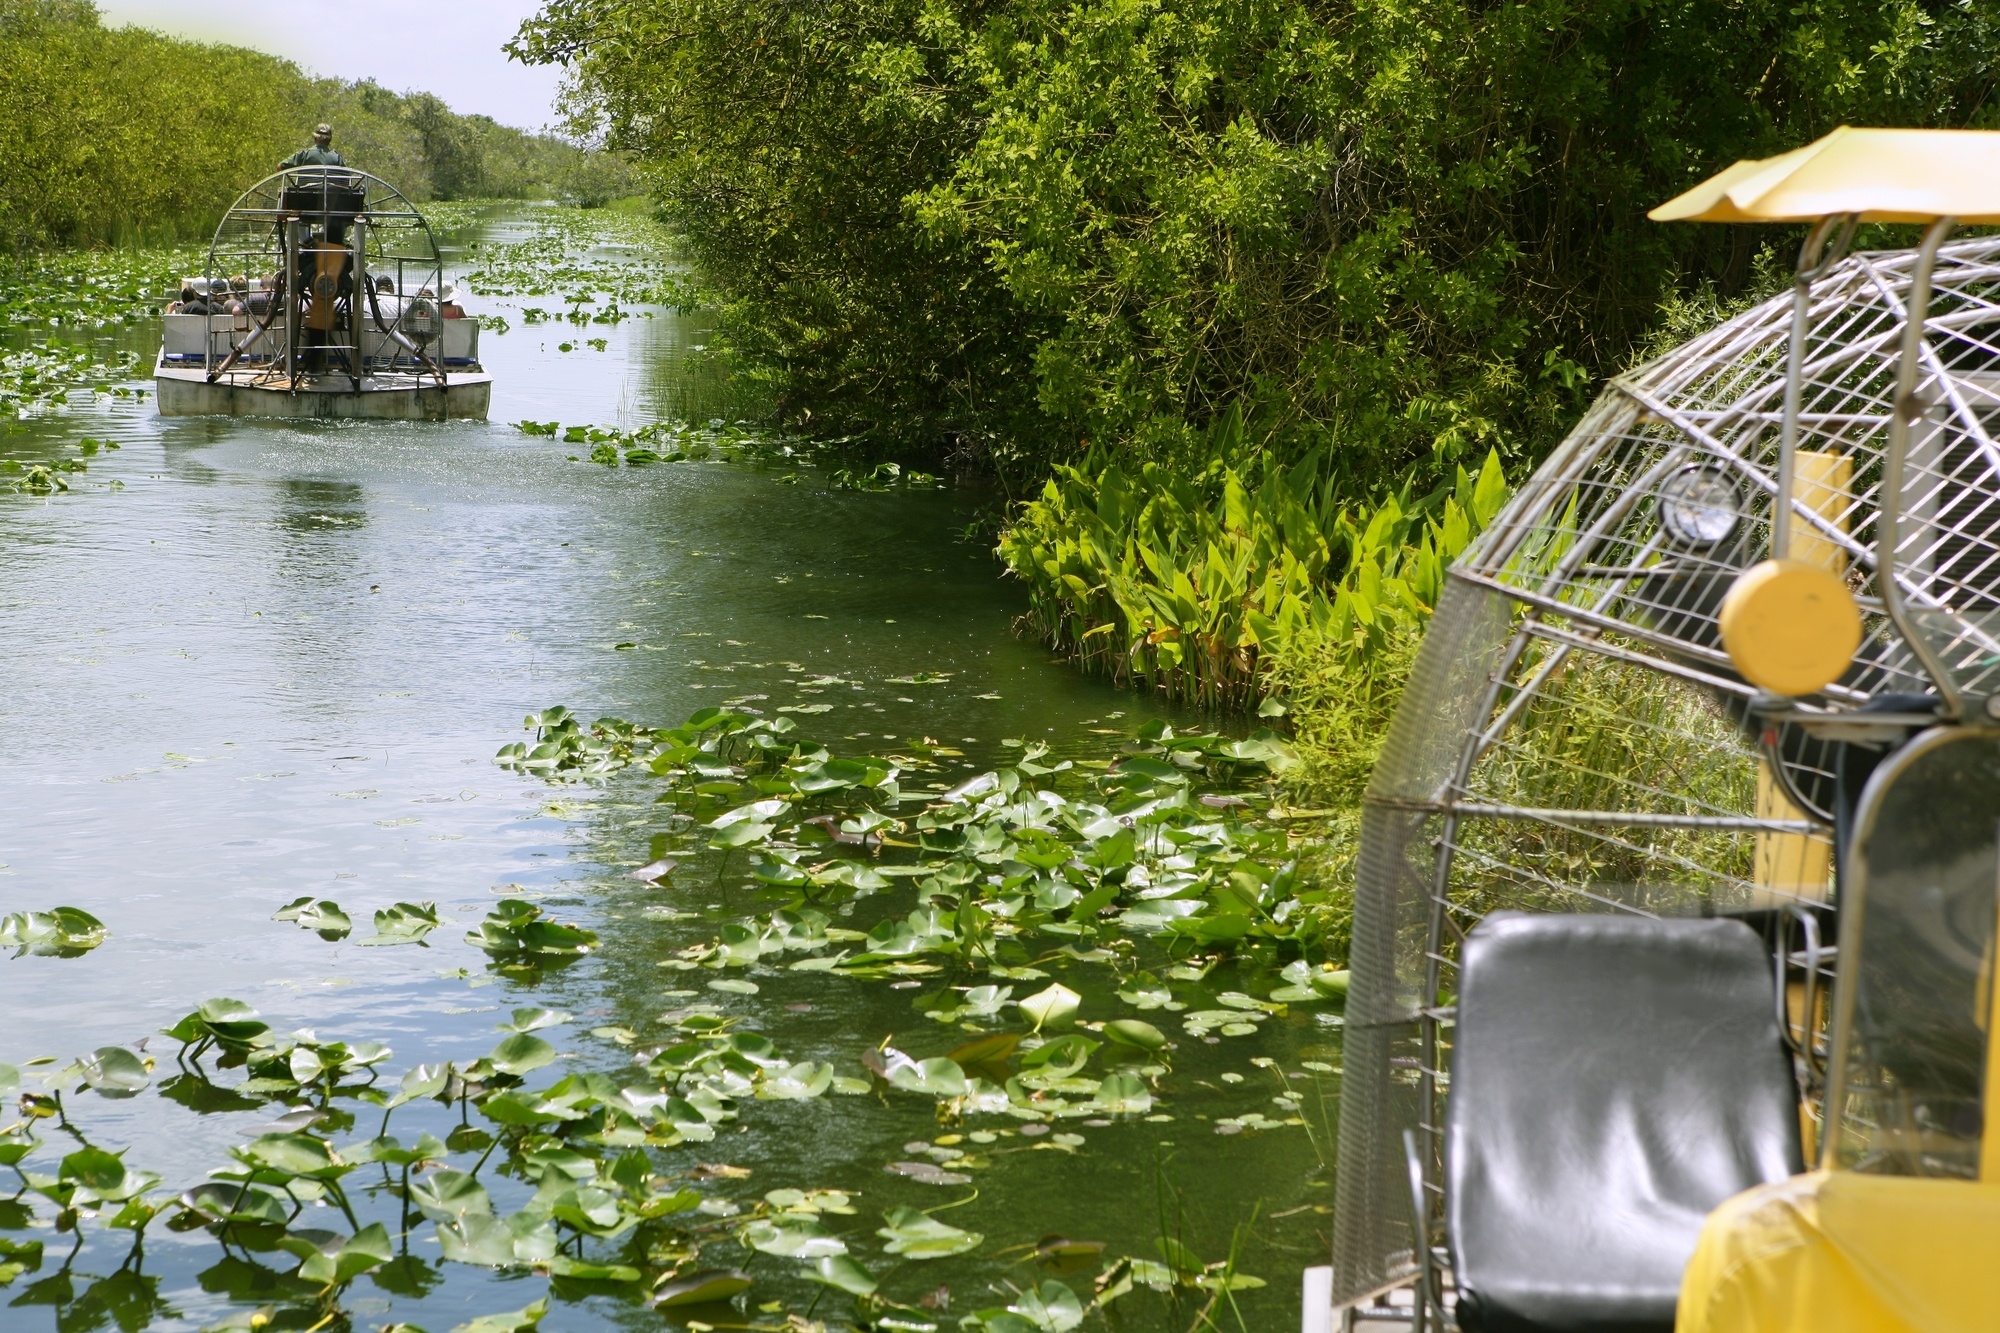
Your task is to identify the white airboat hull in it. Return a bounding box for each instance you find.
[154,361,491,420]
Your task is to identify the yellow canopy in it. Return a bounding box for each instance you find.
[1650,127,2000,224]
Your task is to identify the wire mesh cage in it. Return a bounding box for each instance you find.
[1329,233,2000,1309]
[199,169,448,387]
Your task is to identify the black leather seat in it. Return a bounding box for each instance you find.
[1446,913,1803,1332]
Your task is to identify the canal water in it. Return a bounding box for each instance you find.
[0,209,1336,1332]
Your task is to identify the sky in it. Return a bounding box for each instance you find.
[93,1,567,131]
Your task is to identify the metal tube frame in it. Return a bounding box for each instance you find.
[349,217,369,393]
[283,217,301,391]
[1878,217,1966,719]
[204,168,450,395]
[1776,215,1860,561]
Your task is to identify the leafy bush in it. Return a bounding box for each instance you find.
[519,0,2000,481]
[0,1,606,249]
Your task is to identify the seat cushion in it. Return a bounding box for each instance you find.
[1447,913,1802,1332]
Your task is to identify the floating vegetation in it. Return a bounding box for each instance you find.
[515,417,789,468]
[495,704,1304,953]
[1,435,116,492]
[274,898,445,947]
[1,345,147,415]
[465,899,599,961]
[831,461,943,491]
[448,206,696,309]
[0,709,1339,1330]
[0,970,1293,1332]
[0,907,106,958]
[0,245,197,329]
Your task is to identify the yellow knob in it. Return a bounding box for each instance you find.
[1718,558,1862,696]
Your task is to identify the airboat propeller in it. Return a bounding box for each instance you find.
[153,167,490,421]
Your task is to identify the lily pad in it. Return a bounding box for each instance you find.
[488,1034,558,1076]
[498,1007,571,1034]
[742,1215,847,1258]
[1102,1019,1168,1051]
[653,1269,752,1307]
[878,1205,982,1258]
[1090,1072,1153,1115]
[451,1298,548,1333]
[465,900,597,958]
[272,897,352,940]
[886,1160,972,1186]
[74,1046,149,1096]
[804,1253,877,1296]
[355,901,444,947]
[0,907,106,958]
[1018,983,1081,1031]
[888,1057,967,1098]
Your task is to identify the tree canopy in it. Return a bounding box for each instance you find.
[516,0,2000,482]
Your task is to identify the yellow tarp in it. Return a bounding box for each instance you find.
[1649,126,2000,224]
[1676,1170,2000,1332]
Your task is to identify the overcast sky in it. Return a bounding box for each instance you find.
[94,1,568,131]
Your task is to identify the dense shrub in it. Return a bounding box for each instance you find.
[519,0,2000,481]
[0,0,607,250]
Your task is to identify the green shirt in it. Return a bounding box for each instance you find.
[280,145,346,168]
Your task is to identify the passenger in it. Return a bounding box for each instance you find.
[441,283,465,319]
[166,282,197,315]
[246,274,277,318]
[280,124,345,169]
[372,275,403,323]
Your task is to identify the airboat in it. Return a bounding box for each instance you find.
[1305,128,2000,1333]
[154,168,490,420]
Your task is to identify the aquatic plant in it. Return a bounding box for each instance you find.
[1000,437,1509,711]
[515,417,798,468]
[494,703,1315,953]
[0,346,146,417]
[0,907,106,958]
[0,245,197,329]
[452,206,693,309]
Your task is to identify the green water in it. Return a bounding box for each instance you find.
[0,209,1336,1332]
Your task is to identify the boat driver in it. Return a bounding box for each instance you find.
[281,124,345,169]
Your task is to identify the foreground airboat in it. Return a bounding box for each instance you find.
[154,168,490,419]
[1309,129,2000,1333]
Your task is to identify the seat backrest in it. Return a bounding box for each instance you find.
[1446,913,1802,1333]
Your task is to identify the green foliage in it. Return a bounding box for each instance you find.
[518,0,2000,481]
[0,906,105,957]
[511,0,1043,457]
[0,0,605,250]
[514,0,2000,721]
[1000,418,1508,708]
[495,700,1330,951]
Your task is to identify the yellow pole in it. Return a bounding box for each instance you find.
[1752,451,1850,906]
[1978,870,2000,1182]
